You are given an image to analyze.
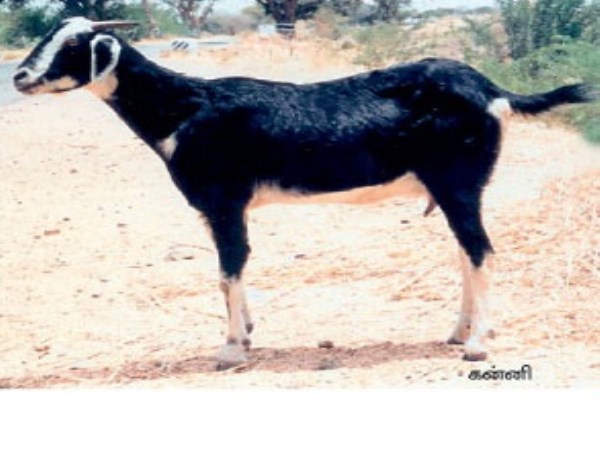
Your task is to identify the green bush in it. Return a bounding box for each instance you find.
[477,40,600,143]
[0,4,188,45]
[116,4,187,40]
[350,22,413,68]
[0,8,61,48]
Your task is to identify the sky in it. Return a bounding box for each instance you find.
[214,0,497,14]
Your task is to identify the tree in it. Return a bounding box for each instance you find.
[498,0,588,59]
[373,0,409,22]
[532,0,585,48]
[161,0,216,33]
[141,0,160,38]
[328,0,363,19]
[255,0,324,25]
[582,0,600,43]
[0,0,29,9]
[49,0,128,20]
[497,0,533,59]
[160,0,217,33]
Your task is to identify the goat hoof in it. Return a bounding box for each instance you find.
[463,351,488,362]
[242,338,252,350]
[216,360,244,371]
[246,323,254,334]
[447,337,465,345]
[216,344,247,371]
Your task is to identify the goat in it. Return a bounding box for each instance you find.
[14,17,597,370]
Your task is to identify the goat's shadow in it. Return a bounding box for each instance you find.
[114,339,462,383]
[0,340,463,387]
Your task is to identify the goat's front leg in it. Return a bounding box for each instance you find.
[206,207,253,370]
[218,275,252,369]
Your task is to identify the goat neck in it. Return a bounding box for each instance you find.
[88,41,209,150]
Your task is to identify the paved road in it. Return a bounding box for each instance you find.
[0,61,21,106]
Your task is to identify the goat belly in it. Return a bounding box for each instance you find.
[248,173,429,209]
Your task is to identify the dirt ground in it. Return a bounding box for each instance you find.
[0,38,599,388]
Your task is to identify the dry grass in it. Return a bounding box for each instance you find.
[160,32,363,82]
[0,36,598,388]
[0,48,29,61]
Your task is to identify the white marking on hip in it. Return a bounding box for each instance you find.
[156,133,178,161]
[487,98,512,121]
[249,172,429,209]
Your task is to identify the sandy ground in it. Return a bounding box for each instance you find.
[0,38,599,388]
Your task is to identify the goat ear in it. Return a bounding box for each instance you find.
[90,34,121,82]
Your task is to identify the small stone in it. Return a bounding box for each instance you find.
[318,340,334,349]
[165,248,196,262]
[317,359,337,370]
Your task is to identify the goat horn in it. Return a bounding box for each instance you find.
[91,20,139,31]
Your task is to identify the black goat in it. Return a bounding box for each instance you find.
[14,17,596,369]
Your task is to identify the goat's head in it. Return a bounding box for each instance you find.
[13,16,137,95]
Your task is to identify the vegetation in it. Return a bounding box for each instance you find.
[347,2,598,143]
[479,40,600,142]
[0,0,597,141]
[497,0,589,59]
[0,6,61,48]
[350,22,412,68]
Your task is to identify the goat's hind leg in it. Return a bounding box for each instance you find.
[444,196,495,361]
[423,181,496,361]
[449,246,496,355]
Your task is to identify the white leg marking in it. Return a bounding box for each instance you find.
[455,250,494,360]
[217,276,251,369]
[156,133,178,161]
[449,247,475,344]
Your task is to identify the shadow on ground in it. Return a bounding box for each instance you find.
[0,340,462,387]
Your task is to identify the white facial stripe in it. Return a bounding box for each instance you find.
[32,17,94,77]
[90,35,122,82]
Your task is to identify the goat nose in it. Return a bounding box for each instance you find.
[13,69,30,84]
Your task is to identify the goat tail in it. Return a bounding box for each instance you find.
[504,83,598,115]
